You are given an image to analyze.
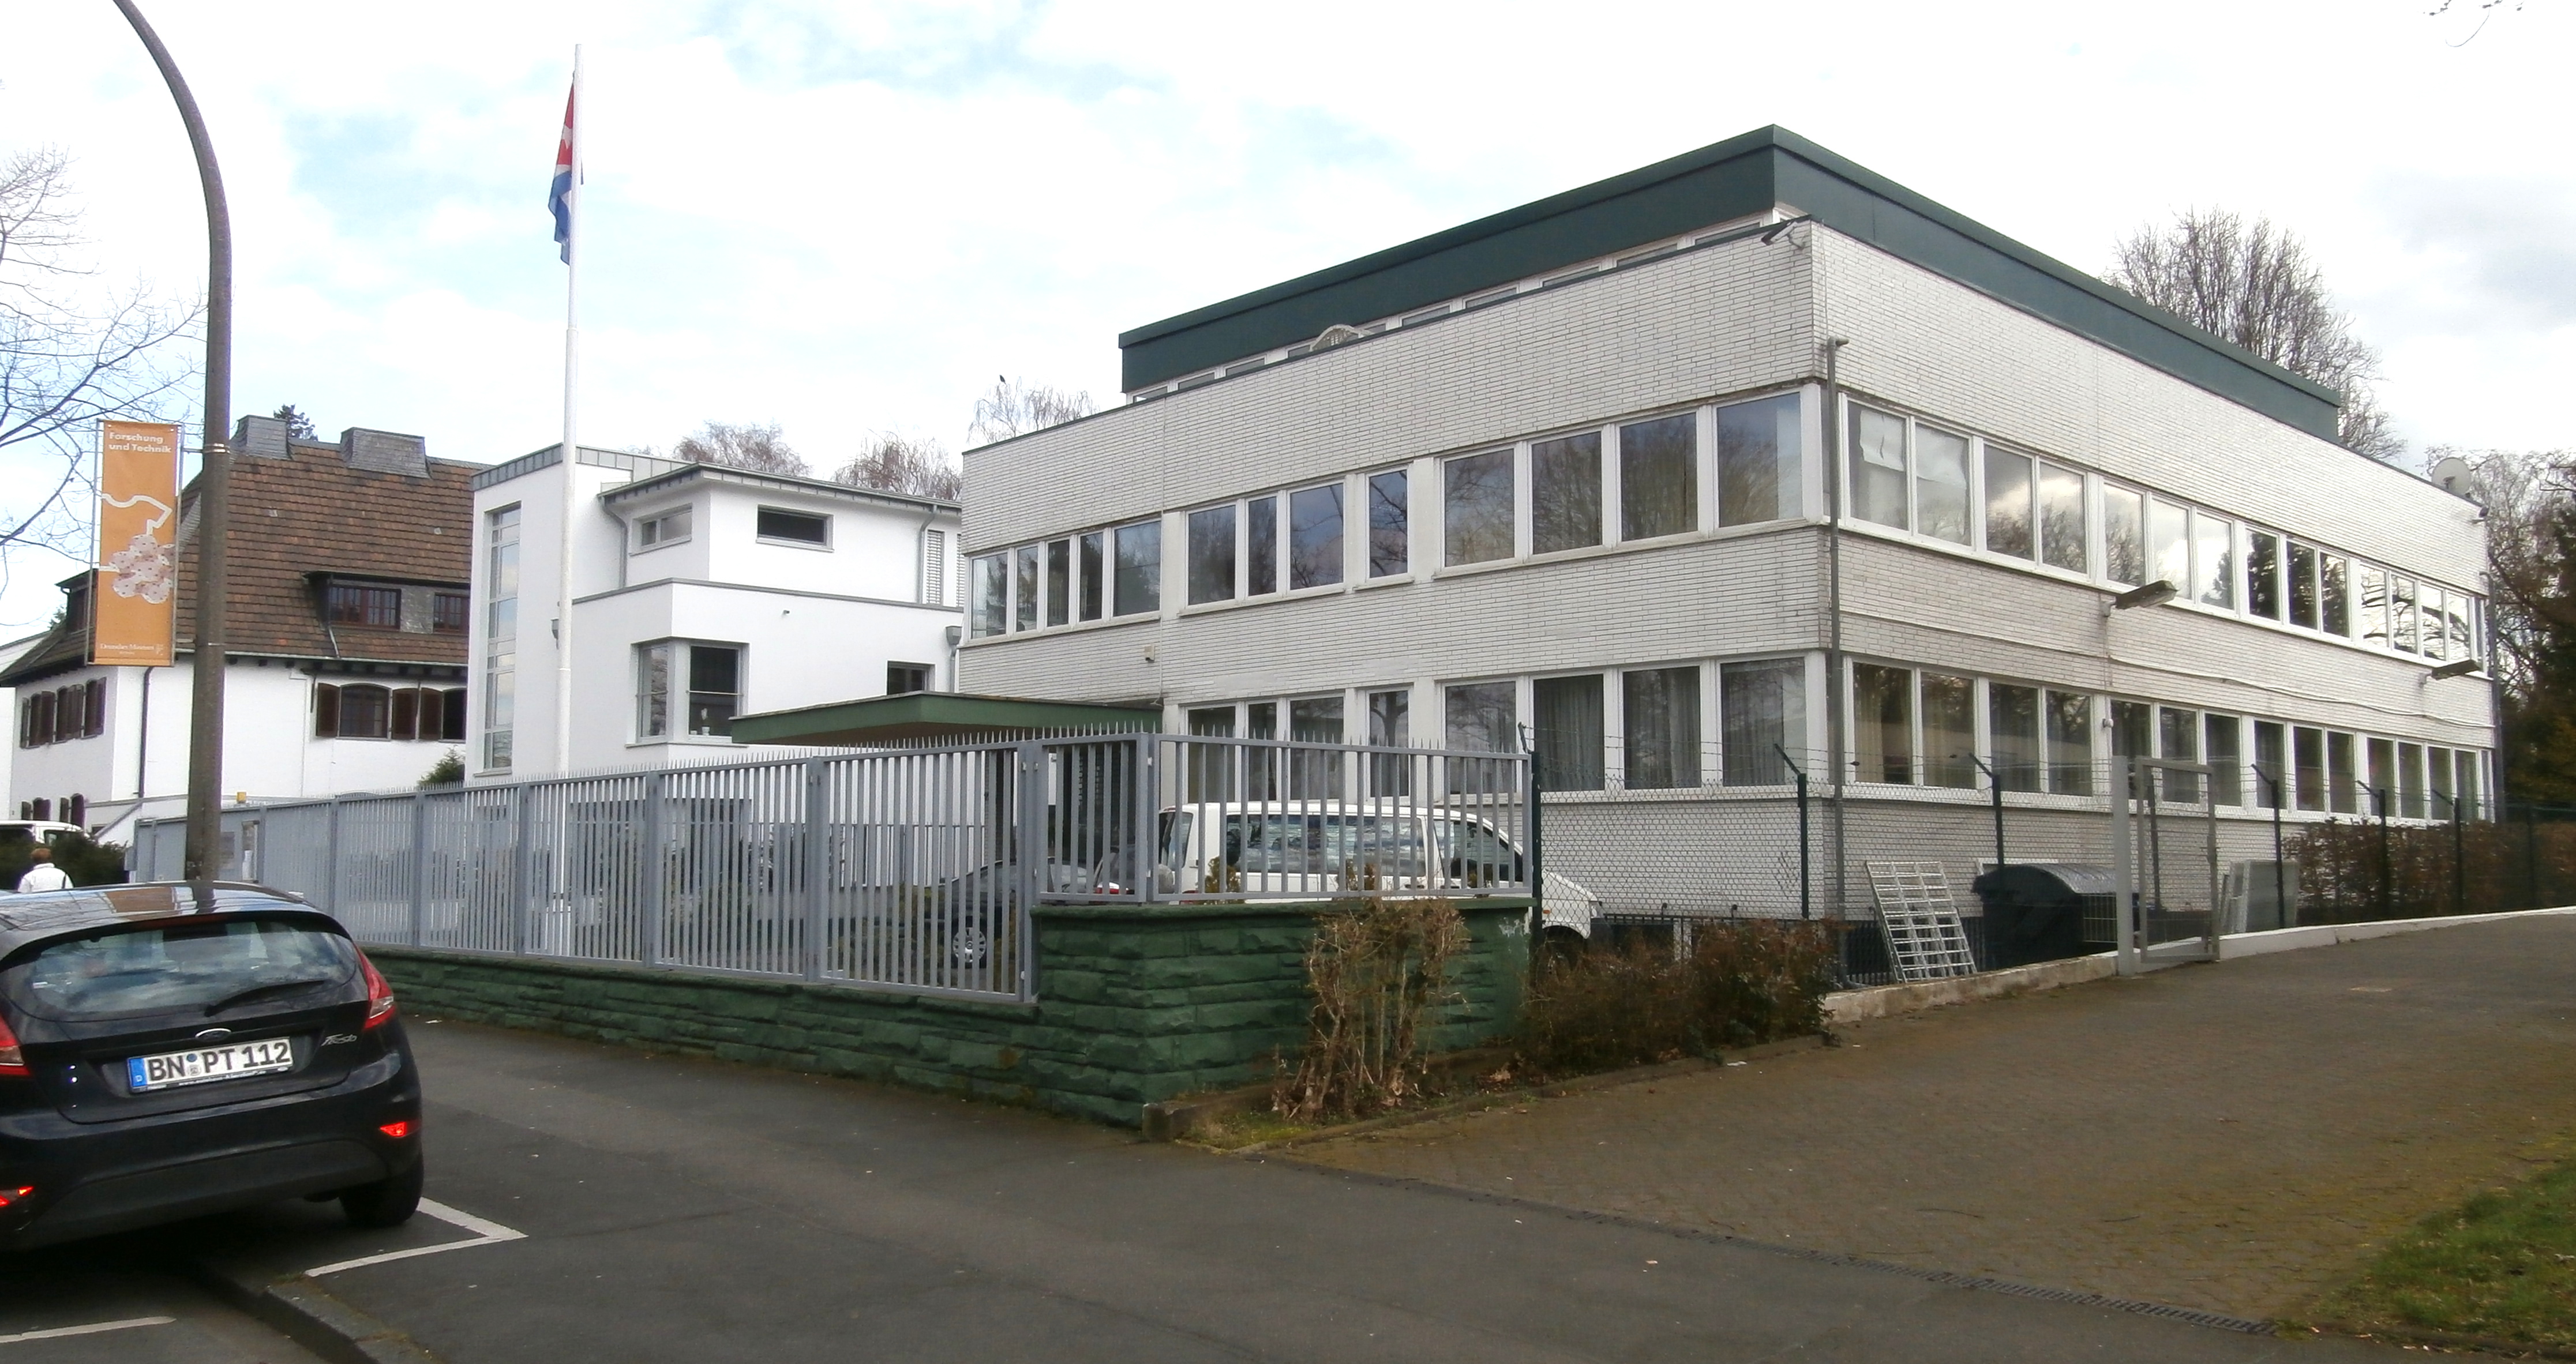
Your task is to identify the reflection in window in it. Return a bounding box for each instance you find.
[2357,563,2387,646]
[1620,414,1696,541]
[1983,449,2033,559]
[2330,731,2360,814]
[1079,532,1105,621]
[1014,544,1040,632]
[2254,722,2288,808]
[1444,451,1514,566]
[1716,394,1801,527]
[2419,585,2447,662]
[1187,506,1235,606]
[2193,512,2233,608]
[2159,705,2200,803]
[2103,487,2146,586]
[2046,691,2092,795]
[1721,660,1803,787]
[1289,484,1344,589]
[1853,663,1913,784]
[1368,471,1408,577]
[1113,521,1160,616]
[970,555,1006,637]
[2291,543,2321,629]
[2206,714,2242,806]
[1623,666,1700,790]
[1922,672,1975,788]
[2398,741,2425,818]
[2294,726,2326,811]
[2248,532,2282,619]
[1989,682,2041,791]
[1532,433,1602,555]
[1045,540,1071,627]
[1915,427,1971,546]
[1367,689,1410,796]
[1850,406,1908,529]
[1246,498,1277,597]
[2039,463,2087,574]
[2148,499,2189,589]
[1444,681,1518,792]
[2393,576,2418,653]
[1533,675,1604,791]
[1288,696,1345,799]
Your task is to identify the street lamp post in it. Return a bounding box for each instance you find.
[111,0,231,881]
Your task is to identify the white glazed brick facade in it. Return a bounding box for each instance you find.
[957,221,2495,917]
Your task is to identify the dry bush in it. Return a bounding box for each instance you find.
[2287,817,2576,922]
[1516,919,1837,1077]
[1274,897,1468,1123]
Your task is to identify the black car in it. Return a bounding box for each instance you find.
[0,882,423,1250]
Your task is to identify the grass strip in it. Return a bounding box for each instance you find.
[2321,1140,2576,1350]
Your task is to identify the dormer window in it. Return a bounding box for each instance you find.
[637,506,692,550]
[326,584,402,628]
[756,507,830,547]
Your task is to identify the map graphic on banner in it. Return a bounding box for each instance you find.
[92,419,180,667]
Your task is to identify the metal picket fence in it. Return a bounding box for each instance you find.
[131,735,1536,1004]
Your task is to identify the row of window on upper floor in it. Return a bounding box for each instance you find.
[631,505,834,554]
[966,388,2481,662]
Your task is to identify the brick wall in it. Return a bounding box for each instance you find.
[369,896,1531,1127]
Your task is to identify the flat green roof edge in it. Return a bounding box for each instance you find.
[730,692,1160,745]
[1114,126,2342,442]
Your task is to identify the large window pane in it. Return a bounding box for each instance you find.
[2429,745,2455,818]
[1187,505,1235,605]
[1853,663,1913,784]
[2357,563,2388,645]
[1079,532,1105,621]
[636,643,670,739]
[1984,448,2033,559]
[2419,586,2448,661]
[1915,427,1971,546]
[2103,487,2146,585]
[1623,666,1701,790]
[2294,726,2326,811]
[2192,513,2234,608]
[2046,691,2092,795]
[1289,484,1344,589]
[2456,750,2483,820]
[1014,544,1040,632]
[972,554,1007,637]
[2206,713,2243,805]
[2159,706,2200,803]
[1445,682,1517,793]
[1247,496,1278,596]
[1368,471,1408,577]
[1288,696,1344,799]
[1367,689,1411,797]
[1989,682,2041,791]
[2111,701,2153,799]
[1533,675,1605,792]
[1722,660,1804,787]
[2324,555,2351,636]
[1532,433,1602,554]
[1922,672,1975,788]
[2039,463,2087,573]
[2291,544,2322,629]
[1443,450,1514,565]
[1849,406,1908,529]
[1717,394,1800,527]
[1183,707,1235,802]
[1620,414,1696,541]
[2149,499,2189,589]
[1112,521,1160,616]
[2393,576,2418,653]
[2368,737,2395,814]
[2330,732,2360,814]
[2247,532,2281,619]
[2253,721,2288,808]
[1045,540,1071,626]
[2398,741,2425,817]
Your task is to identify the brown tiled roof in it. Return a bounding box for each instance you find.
[2,442,477,686]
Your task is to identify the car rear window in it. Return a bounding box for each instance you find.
[1,918,357,1023]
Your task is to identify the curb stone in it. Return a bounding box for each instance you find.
[183,1254,438,1364]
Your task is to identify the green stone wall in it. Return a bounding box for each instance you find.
[369,897,1530,1127]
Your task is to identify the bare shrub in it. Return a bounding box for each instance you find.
[1274,897,1468,1123]
[1516,919,1838,1077]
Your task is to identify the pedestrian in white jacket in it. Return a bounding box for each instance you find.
[16,845,73,893]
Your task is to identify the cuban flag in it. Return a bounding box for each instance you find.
[548,85,575,263]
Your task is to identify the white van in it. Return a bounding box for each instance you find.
[1153,802,1596,940]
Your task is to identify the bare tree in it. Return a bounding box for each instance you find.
[2105,209,2401,461]
[2448,446,2576,802]
[672,420,809,476]
[834,432,961,501]
[968,374,1093,445]
[1,145,200,588]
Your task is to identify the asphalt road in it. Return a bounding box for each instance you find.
[0,1233,323,1364]
[128,1017,2416,1364]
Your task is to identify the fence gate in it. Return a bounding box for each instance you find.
[1865,861,1978,980]
[2110,756,2222,974]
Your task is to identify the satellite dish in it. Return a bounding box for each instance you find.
[2430,455,2475,500]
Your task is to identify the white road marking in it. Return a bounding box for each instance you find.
[0,1316,174,1344]
[303,1198,526,1277]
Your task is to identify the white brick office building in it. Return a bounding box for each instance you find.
[953,126,2494,919]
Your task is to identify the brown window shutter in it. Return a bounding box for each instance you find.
[85,679,104,738]
[415,688,444,742]
[442,689,467,741]
[390,687,418,742]
[314,683,341,738]
[50,687,72,743]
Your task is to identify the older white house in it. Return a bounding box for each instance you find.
[466,445,963,778]
[951,125,2495,920]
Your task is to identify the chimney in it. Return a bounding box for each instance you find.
[233,415,291,459]
[339,427,429,477]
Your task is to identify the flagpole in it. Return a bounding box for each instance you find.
[553,44,582,776]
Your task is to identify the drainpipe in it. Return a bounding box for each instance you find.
[1824,337,1850,919]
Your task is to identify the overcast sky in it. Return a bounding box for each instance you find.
[2,0,2567,629]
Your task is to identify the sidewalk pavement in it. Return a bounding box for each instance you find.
[1295,912,2576,1322]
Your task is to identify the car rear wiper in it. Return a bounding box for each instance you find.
[203,978,339,1017]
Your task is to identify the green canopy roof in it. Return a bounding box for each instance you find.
[730,692,1160,746]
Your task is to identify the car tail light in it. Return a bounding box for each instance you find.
[0,1186,32,1208]
[358,952,396,1029]
[378,1120,414,1140]
[0,1015,25,1077]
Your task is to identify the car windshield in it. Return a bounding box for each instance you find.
[1,918,355,1023]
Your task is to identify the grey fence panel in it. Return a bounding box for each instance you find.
[421,786,521,953]
[658,760,808,979]
[524,774,653,965]
[819,743,1029,998]
[331,795,420,944]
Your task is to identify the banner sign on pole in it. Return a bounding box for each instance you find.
[92,419,181,667]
